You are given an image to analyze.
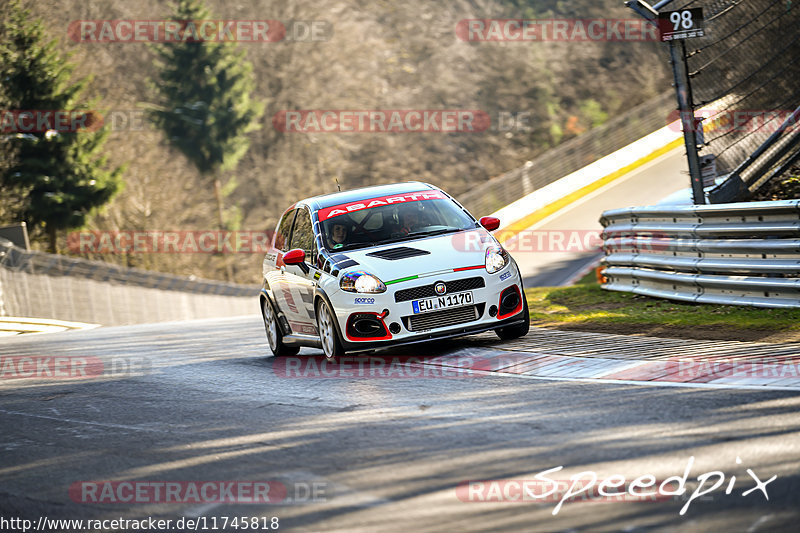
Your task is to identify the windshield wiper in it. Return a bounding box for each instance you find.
[404,227,464,238]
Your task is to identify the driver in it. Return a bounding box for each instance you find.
[399,208,424,235]
[327,220,349,249]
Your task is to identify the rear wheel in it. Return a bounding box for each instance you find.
[262,297,300,357]
[316,299,345,361]
[495,295,530,341]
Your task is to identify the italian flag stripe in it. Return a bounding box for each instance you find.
[386,265,485,285]
[453,265,484,272]
[386,275,419,285]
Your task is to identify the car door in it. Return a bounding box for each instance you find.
[278,207,319,335]
[265,208,297,329]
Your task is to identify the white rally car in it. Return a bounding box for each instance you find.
[260,182,529,359]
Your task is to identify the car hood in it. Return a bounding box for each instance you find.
[337,228,500,282]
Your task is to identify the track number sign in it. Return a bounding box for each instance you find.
[658,8,705,41]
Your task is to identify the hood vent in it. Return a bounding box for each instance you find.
[366,247,431,260]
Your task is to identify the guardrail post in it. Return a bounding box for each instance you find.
[671,39,705,205]
[627,0,705,205]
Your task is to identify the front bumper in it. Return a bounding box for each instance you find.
[333,263,525,351]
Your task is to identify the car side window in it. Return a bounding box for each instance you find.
[275,209,296,251]
[290,209,314,256]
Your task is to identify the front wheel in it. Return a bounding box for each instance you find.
[495,296,530,341]
[316,299,345,360]
[262,297,300,357]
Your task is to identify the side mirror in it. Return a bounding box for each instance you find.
[283,249,309,273]
[283,249,306,265]
[479,216,500,231]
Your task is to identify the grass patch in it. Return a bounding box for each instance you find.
[526,273,800,332]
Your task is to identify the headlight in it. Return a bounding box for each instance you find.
[485,246,509,274]
[340,271,387,293]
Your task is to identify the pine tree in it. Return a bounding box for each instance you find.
[0,0,123,253]
[149,0,265,240]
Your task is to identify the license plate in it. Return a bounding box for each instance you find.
[412,291,473,314]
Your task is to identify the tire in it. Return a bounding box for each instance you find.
[495,294,530,341]
[262,296,300,357]
[316,299,345,361]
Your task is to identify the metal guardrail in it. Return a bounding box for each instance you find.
[0,238,258,297]
[459,91,675,216]
[599,200,800,308]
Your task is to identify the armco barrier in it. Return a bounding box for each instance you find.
[599,201,800,308]
[0,239,259,326]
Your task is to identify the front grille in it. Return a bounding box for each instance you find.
[404,304,481,332]
[394,276,485,302]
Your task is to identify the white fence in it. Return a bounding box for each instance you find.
[0,239,259,326]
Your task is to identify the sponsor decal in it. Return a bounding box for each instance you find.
[354,297,375,304]
[499,271,512,281]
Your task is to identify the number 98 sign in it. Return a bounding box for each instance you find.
[658,8,705,41]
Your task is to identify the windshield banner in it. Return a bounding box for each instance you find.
[318,190,445,221]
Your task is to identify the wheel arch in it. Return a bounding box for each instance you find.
[313,287,347,343]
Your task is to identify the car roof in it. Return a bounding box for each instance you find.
[299,181,438,211]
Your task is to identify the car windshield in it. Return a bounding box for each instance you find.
[319,197,477,252]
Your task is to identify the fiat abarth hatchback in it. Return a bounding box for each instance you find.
[260,182,529,359]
